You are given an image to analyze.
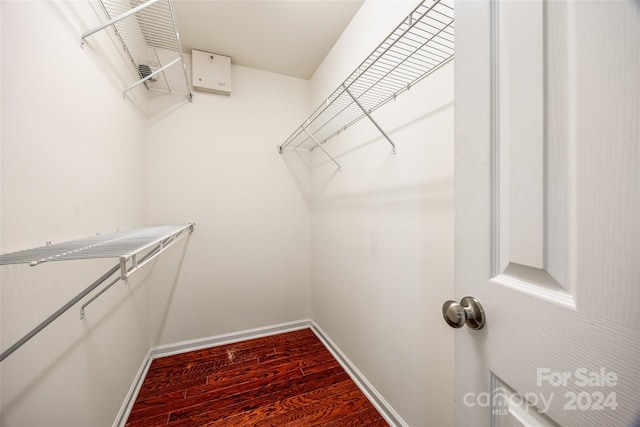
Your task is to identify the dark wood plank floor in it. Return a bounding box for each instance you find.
[126,328,389,426]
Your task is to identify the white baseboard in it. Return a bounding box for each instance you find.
[113,348,153,427]
[113,319,405,427]
[149,319,311,360]
[309,320,408,427]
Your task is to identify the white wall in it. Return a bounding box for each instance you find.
[146,63,312,345]
[306,1,455,425]
[1,1,150,426]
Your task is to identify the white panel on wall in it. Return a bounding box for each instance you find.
[192,49,232,95]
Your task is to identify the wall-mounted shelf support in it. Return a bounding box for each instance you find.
[79,274,121,320]
[278,0,454,168]
[344,85,396,155]
[303,127,342,172]
[118,223,192,280]
[0,262,121,362]
[81,0,193,101]
[0,224,194,362]
[122,57,181,98]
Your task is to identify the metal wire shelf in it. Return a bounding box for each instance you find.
[0,224,193,279]
[0,224,194,362]
[81,0,193,101]
[278,0,454,169]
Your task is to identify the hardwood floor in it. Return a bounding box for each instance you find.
[125,328,389,426]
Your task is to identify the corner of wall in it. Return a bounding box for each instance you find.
[307,1,455,425]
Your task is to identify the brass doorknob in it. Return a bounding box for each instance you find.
[442,296,486,330]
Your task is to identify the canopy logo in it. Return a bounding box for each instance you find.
[463,368,618,415]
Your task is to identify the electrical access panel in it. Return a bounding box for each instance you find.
[192,49,231,96]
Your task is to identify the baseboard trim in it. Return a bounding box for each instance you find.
[113,319,405,427]
[112,348,153,427]
[309,320,408,427]
[149,319,312,360]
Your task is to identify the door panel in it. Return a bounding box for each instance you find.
[496,0,545,271]
[494,0,571,302]
[491,375,560,427]
[455,0,640,425]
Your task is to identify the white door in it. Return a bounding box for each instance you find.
[453,0,640,426]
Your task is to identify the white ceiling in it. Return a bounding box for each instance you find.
[173,0,365,80]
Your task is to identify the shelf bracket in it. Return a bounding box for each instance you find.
[80,275,121,320]
[344,86,397,154]
[278,0,453,156]
[118,223,193,280]
[0,263,122,362]
[81,0,194,101]
[0,223,195,361]
[302,128,341,172]
[122,57,181,98]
